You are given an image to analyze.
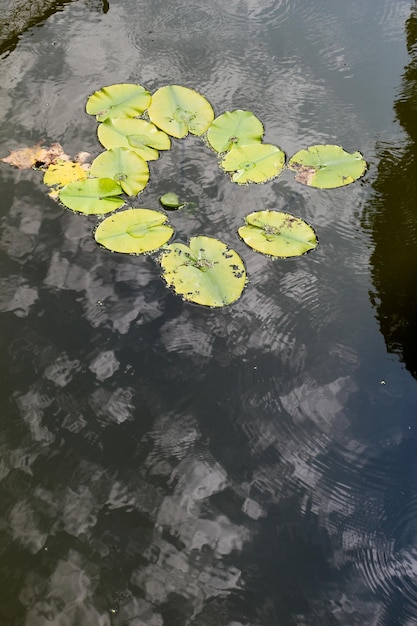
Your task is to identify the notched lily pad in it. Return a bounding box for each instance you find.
[148,85,214,139]
[59,178,124,214]
[159,235,246,307]
[97,118,171,161]
[95,208,174,254]
[221,143,286,184]
[239,210,318,257]
[90,147,149,196]
[159,192,184,209]
[288,144,367,188]
[207,110,264,153]
[86,83,151,122]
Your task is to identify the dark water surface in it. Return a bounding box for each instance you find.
[1,1,417,624]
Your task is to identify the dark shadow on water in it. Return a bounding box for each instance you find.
[365,2,417,379]
[0,0,108,56]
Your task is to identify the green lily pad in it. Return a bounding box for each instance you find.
[159,235,246,307]
[59,178,124,214]
[159,192,184,209]
[221,143,286,184]
[95,208,174,254]
[148,85,214,139]
[86,83,151,122]
[288,144,367,189]
[207,110,264,153]
[90,148,149,196]
[239,211,318,257]
[97,118,171,161]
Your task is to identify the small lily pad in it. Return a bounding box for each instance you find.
[90,148,149,196]
[59,178,124,214]
[159,235,246,307]
[97,118,171,161]
[43,159,88,188]
[148,85,214,139]
[95,208,174,254]
[159,192,184,209]
[86,83,151,122]
[238,210,318,257]
[221,143,286,184]
[207,110,264,153]
[288,144,367,188]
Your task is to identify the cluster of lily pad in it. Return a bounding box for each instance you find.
[41,82,367,307]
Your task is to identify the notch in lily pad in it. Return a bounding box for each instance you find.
[221,143,286,184]
[207,110,264,153]
[159,235,247,307]
[86,83,151,122]
[90,147,149,196]
[288,144,367,189]
[97,118,171,161]
[59,178,124,214]
[238,210,318,257]
[148,85,214,139]
[95,208,174,254]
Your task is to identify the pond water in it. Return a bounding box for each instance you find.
[1,1,417,624]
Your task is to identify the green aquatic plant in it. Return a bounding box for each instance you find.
[159,192,184,209]
[86,83,151,121]
[95,208,174,254]
[239,210,318,257]
[97,117,171,161]
[207,109,264,153]
[148,85,214,138]
[90,147,149,196]
[59,178,124,214]
[2,80,370,307]
[221,143,286,184]
[159,236,246,307]
[288,144,367,189]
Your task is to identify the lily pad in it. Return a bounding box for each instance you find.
[159,192,184,209]
[288,144,367,188]
[59,178,124,214]
[86,83,151,122]
[159,235,246,307]
[221,143,286,184]
[43,159,88,188]
[97,118,171,161]
[207,110,264,153]
[239,211,318,257]
[90,148,149,196]
[95,208,174,254]
[148,85,214,139]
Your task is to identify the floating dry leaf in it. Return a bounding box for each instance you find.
[1,142,70,170]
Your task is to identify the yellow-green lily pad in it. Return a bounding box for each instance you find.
[97,118,171,161]
[239,211,318,257]
[90,148,149,196]
[95,208,174,254]
[159,235,246,307]
[43,159,88,189]
[288,144,367,189]
[207,110,264,153]
[86,83,151,122]
[221,143,286,184]
[59,178,124,214]
[148,85,214,139]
